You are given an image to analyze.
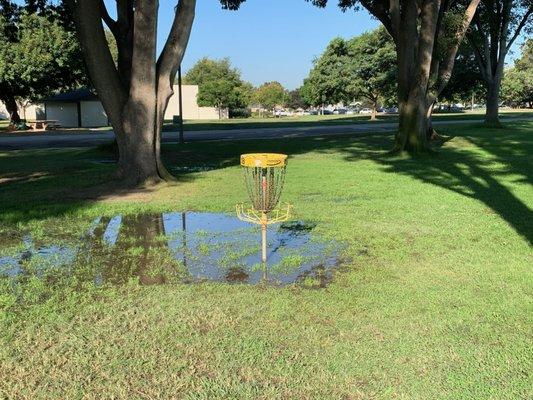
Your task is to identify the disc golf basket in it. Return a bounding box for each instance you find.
[236,153,291,263]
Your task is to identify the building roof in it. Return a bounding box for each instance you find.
[44,88,99,102]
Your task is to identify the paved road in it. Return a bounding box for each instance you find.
[0,117,530,150]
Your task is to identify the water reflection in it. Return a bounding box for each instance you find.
[0,212,341,286]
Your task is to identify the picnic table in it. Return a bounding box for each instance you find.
[27,120,60,131]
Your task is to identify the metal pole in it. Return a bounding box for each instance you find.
[261,170,268,263]
[261,219,267,263]
[182,211,187,268]
[178,66,184,144]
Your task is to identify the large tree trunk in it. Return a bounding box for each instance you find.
[396,95,430,152]
[69,0,196,186]
[393,0,437,153]
[370,99,377,121]
[1,94,21,124]
[466,0,531,127]
[116,0,161,185]
[385,0,479,153]
[485,79,501,125]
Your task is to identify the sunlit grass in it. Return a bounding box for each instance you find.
[0,121,532,399]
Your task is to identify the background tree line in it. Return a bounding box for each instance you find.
[183,58,291,117]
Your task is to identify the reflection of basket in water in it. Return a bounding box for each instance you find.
[236,153,292,263]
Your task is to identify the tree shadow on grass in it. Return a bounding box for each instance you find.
[0,146,199,224]
[162,123,532,245]
[341,123,533,245]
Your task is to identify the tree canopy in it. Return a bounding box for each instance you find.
[302,38,351,107]
[253,81,287,112]
[346,27,397,117]
[184,57,252,115]
[0,1,83,122]
[501,39,533,107]
[286,89,310,110]
[440,45,485,105]
[301,27,396,118]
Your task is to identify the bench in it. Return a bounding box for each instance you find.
[27,120,60,131]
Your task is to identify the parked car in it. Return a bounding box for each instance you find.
[333,108,347,115]
[274,110,292,117]
[359,108,373,114]
[322,109,333,115]
[385,107,398,113]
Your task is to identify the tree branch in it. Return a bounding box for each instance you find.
[467,32,489,81]
[434,0,481,97]
[99,0,117,34]
[388,0,400,39]
[474,11,493,80]
[360,0,394,41]
[496,0,512,69]
[154,0,196,176]
[65,0,127,129]
[157,0,196,83]
[506,6,533,52]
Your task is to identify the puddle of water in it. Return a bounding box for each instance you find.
[0,212,342,287]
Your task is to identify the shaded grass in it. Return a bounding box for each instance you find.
[0,121,532,399]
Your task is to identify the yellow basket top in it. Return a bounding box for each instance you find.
[240,153,287,168]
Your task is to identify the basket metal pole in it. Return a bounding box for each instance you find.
[261,212,267,263]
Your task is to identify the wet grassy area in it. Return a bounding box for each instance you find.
[1,212,340,286]
[0,121,532,398]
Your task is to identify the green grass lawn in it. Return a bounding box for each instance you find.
[0,122,532,398]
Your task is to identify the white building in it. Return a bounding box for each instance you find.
[0,85,226,128]
[165,85,228,120]
[0,101,44,121]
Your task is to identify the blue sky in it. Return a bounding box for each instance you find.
[99,1,526,90]
[112,0,380,89]
[176,1,379,89]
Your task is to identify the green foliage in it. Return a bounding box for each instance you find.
[440,45,485,104]
[252,81,287,111]
[105,29,118,66]
[184,57,252,113]
[346,27,397,106]
[0,12,83,102]
[514,38,533,71]
[302,37,352,106]
[434,11,466,60]
[184,57,240,86]
[501,40,533,107]
[302,28,397,107]
[286,88,309,110]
